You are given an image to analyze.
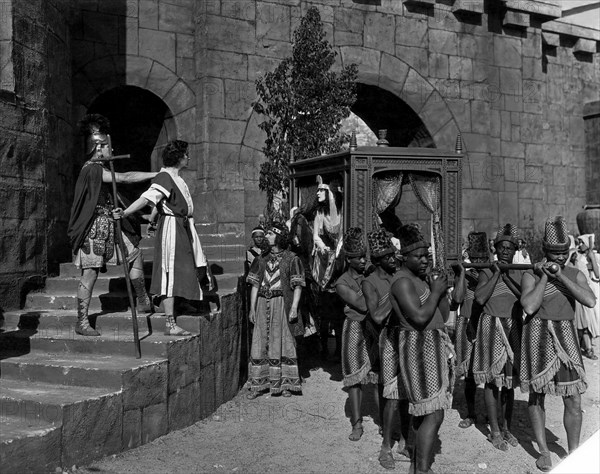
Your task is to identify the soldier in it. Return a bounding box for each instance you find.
[67,114,155,336]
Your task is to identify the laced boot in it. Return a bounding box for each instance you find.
[75,297,100,336]
[164,314,191,336]
[131,277,153,313]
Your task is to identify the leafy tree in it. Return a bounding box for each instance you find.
[253,6,358,221]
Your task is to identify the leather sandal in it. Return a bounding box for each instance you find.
[536,451,552,472]
[282,390,292,398]
[458,417,475,429]
[164,325,192,336]
[246,391,259,400]
[502,429,519,447]
[488,431,509,451]
[378,447,395,470]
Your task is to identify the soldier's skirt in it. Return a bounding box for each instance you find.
[341,318,379,387]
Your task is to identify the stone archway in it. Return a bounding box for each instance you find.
[72,54,196,171]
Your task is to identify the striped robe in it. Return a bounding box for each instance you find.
[142,168,207,300]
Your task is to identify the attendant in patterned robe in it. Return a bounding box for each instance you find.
[520,217,596,472]
[472,224,524,452]
[390,224,463,474]
[335,228,379,442]
[455,232,488,429]
[114,140,211,336]
[246,223,305,399]
[69,114,156,336]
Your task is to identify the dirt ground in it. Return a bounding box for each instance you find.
[78,338,599,474]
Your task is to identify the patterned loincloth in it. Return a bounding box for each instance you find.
[455,315,475,378]
[398,329,455,417]
[380,326,407,399]
[341,318,379,387]
[472,313,521,389]
[520,317,587,396]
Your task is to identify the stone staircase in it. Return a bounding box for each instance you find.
[0,223,247,472]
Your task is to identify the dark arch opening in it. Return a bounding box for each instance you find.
[87,85,169,203]
[351,83,434,147]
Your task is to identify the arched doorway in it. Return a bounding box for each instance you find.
[350,83,434,147]
[87,85,171,203]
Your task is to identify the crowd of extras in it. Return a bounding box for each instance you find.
[242,217,599,474]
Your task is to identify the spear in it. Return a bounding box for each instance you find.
[98,134,141,358]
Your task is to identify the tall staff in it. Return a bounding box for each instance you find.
[102,135,141,359]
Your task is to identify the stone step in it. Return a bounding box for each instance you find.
[0,326,200,358]
[44,275,151,294]
[25,291,134,312]
[0,415,62,473]
[1,309,212,334]
[58,255,243,278]
[0,350,167,390]
[0,379,123,467]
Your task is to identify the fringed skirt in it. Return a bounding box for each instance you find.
[472,313,521,389]
[398,329,455,417]
[455,315,476,379]
[520,318,587,397]
[380,326,406,400]
[248,296,302,394]
[341,319,379,387]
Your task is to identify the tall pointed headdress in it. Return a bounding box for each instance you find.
[543,216,570,252]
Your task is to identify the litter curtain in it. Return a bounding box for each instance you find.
[372,172,444,269]
[408,173,444,269]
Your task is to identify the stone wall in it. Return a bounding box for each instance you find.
[0,0,73,310]
[584,100,600,206]
[198,0,599,241]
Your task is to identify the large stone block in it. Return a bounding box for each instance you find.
[429,29,457,56]
[494,36,522,69]
[501,140,525,158]
[447,98,471,132]
[379,53,410,92]
[139,0,158,29]
[518,182,544,200]
[207,17,256,54]
[334,7,365,33]
[419,91,453,136]
[394,45,428,77]
[142,402,168,444]
[206,50,248,80]
[463,189,496,219]
[222,1,256,21]
[256,2,290,42]
[168,380,201,430]
[504,157,525,182]
[208,118,246,145]
[199,363,216,419]
[498,191,519,226]
[139,28,176,71]
[429,53,449,79]
[61,394,123,467]
[82,10,118,44]
[240,146,263,183]
[431,120,460,151]
[168,337,202,393]
[122,408,142,450]
[339,46,381,74]
[224,79,255,119]
[164,79,196,115]
[364,12,394,55]
[395,15,427,48]
[159,2,193,34]
[122,361,168,410]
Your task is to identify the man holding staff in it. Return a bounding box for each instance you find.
[67,114,156,336]
[520,216,596,471]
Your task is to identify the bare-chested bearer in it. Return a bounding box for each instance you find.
[520,216,596,471]
[390,224,464,474]
[335,227,379,442]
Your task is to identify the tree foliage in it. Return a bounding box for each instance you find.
[253,7,358,218]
